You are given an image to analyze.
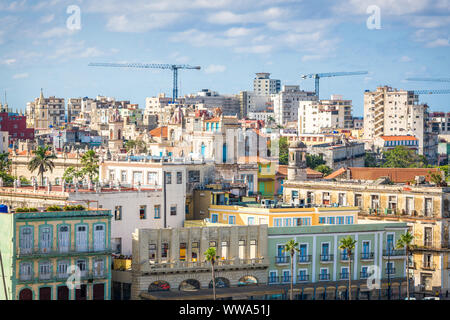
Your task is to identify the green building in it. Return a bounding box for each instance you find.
[267,221,410,299]
[0,207,112,300]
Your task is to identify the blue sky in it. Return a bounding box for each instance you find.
[0,0,449,116]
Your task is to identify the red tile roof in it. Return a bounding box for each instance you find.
[149,126,168,138]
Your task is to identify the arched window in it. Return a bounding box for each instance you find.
[238,275,258,286]
[19,288,33,300]
[209,277,230,289]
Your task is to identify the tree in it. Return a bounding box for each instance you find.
[284,239,299,300]
[339,236,357,300]
[62,166,82,183]
[125,139,147,154]
[278,137,289,165]
[0,152,11,173]
[396,231,415,300]
[27,146,57,185]
[306,154,325,169]
[80,150,99,181]
[364,152,378,167]
[382,146,428,168]
[315,164,333,176]
[204,247,217,300]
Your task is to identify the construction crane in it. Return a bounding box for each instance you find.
[406,77,450,83]
[300,71,368,99]
[88,62,201,102]
[411,89,450,95]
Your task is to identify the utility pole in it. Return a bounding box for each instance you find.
[0,249,8,300]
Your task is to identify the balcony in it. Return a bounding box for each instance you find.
[275,256,290,264]
[340,253,353,261]
[360,252,374,260]
[421,263,436,270]
[16,247,113,259]
[383,249,406,258]
[297,255,311,264]
[385,268,396,275]
[147,257,267,272]
[320,254,334,262]
[340,272,349,280]
[17,272,108,284]
[360,271,371,279]
[318,273,330,281]
[281,275,291,283]
[268,276,280,284]
[297,275,309,282]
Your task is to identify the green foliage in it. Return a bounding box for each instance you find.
[382,146,428,168]
[314,164,333,176]
[15,207,38,212]
[306,154,325,169]
[278,137,288,165]
[0,152,11,172]
[339,236,357,254]
[204,247,217,263]
[62,166,82,183]
[364,152,378,167]
[28,146,57,185]
[63,204,86,211]
[283,239,299,256]
[125,139,147,153]
[80,150,99,181]
[428,170,447,187]
[46,205,63,212]
[396,231,415,250]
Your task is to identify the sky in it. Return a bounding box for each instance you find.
[0,0,449,116]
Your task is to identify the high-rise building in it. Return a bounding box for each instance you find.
[272,85,317,125]
[298,94,353,134]
[253,73,281,95]
[363,86,438,163]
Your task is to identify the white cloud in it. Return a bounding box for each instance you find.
[40,27,77,38]
[2,58,16,65]
[40,14,55,24]
[234,45,273,54]
[207,7,288,24]
[426,38,450,47]
[301,55,324,62]
[333,0,432,16]
[106,13,181,32]
[399,55,412,62]
[12,73,29,79]
[224,27,256,37]
[204,64,226,74]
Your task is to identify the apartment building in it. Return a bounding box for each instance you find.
[272,85,317,125]
[253,73,281,95]
[307,141,365,170]
[0,111,34,144]
[429,112,450,135]
[268,222,408,299]
[126,225,269,300]
[26,90,65,129]
[363,86,437,163]
[0,206,112,300]
[373,135,419,153]
[298,95,353,134]
[282,178,450,296]
[184,89,241,117]
[67,98,82,123]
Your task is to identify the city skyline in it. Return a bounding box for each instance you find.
[0,0,449,116]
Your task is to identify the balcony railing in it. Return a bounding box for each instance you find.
[340,272,349,280]
[383,249,406,257]
[320,254,334,262]
[281,275,291,283]
[360,252,374,260]
[318,273,330,281]
[17,272,107,284]
[148,257,266,269]
[297,275,309,282]
[297,255,311,263]
[360,271,372,279]
[17,247,113,259]
[340,253,353,261]
[385,268,396,275]
[422,263,436,270]
[275,256,290,264]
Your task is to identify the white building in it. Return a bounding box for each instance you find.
[363,86,438,163]
[0,131,8,152]
[272,85,317,125]
[253,72,281,95]
[298,95,353,133]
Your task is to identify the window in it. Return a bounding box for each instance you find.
[40,226,52,253]
[94,259,104,277]
[424,198,432,217]
[154,205,161,219]
[179,243,186,261]
[249,240,257,259]
[57,261,69,278]
[248,217,255,225]
[345,216,354,224]
[371,195,380,209]
[75,225,88,252]
[274,218,282,227]
[188,170,200,183]
[388,196,397,210]
[114,206,122,220]
[228,216,236,224]
[176,172,182,184]
[322,192,330,205]
[341,267,349,279]
[239,240,245,259]
[319,217,326,224]
[139,205,146,220]
[211,214,218,223]
[147,172,158,185]
[283,218,291,226]
[165,172,172,184]
[161,243,169,259]
[337,216,344,224]
[191,242,199,262]
[121,170,127,182]
[170,206,177,216]
[149,244,156,261]
[39,262,51,280]
[20,227,33,254]
[221,241,228,260]
[76,259,87,277]
[94,224,105,251]
[326,217,335,224]
[354,194,362,207]
[19,262,32,281]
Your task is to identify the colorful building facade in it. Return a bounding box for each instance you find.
[0,208,112,300]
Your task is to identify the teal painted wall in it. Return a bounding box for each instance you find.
[0,213,14,300]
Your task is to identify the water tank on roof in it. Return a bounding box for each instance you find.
[0,204,8,213]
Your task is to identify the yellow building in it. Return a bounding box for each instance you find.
[208,204,359,227]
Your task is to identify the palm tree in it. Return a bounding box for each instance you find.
[27,146,57,186]
[204,247,217,300]
[339,236,357,300]
[396,231,415,300]
[80,150,99,181]
[283,239,299,300]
